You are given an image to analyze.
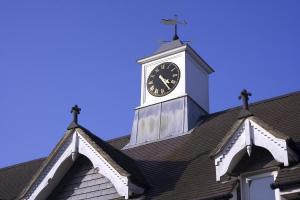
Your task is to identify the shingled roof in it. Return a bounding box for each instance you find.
[0,91,299,200]
[0,158,46,200]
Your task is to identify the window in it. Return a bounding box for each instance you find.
[241,172,279,200]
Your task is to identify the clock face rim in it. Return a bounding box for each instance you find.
[146,62,181,97]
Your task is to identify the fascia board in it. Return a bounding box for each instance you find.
[138,45,214,74]
[18,129,74,200]
[137,45,187,64]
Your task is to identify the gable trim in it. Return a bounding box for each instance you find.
[23,132,74,200]
[77,131,130,197]
[17,129,74,200]
[214,117,293,181]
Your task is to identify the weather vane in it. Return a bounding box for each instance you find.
[161,15,187,40]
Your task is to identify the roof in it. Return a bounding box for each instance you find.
[0,91,300,200]
[154,39,184,54]
[0,158,46,200]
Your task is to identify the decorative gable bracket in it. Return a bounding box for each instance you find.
[213,117,298,181]
[20,129,144,200]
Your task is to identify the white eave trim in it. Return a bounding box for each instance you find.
[214,118,292,181]
[23,130,143,200]
[137,45,187,64]
[280,187,300,196]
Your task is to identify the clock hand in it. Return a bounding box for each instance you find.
[159,75,171,90]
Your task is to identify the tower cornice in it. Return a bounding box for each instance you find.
[137,44,214,74]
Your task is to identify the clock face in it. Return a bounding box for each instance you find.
[147,62,181,97]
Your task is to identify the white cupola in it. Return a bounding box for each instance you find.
[125,20,214,148]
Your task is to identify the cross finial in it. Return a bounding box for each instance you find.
[161,15,187,41]
[67,105,81,130]
[238,89,252,110]
[71,105,81,123]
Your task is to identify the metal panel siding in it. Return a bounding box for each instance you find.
[160,98,185,138]
[137,103,161,143]
[130,111,139,145]
[47,156,122,200]
[187,97,207,130]
[127,96,206,147]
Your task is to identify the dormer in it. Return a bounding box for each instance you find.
[18,106,145,200]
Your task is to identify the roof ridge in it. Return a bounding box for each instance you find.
[211,90,300,115]
[0,157,45,171]
[106,134,130,142]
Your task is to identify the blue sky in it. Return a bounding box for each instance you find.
[0,1,299,168]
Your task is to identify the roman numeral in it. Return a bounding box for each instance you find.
[150,85,154,91]
[171,80,176,84]
[148,80,153,85]
[161,64,165,69]
[172,74,178,77]
[155,68,159,73]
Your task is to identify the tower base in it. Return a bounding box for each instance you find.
[124,95,207,148]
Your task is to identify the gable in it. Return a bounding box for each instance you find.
[47,155,121,200]
[213,117,297,181]
[18,128,144,200]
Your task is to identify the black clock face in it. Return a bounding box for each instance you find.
[147,62,181,97]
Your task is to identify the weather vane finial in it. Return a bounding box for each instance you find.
[161,15,187,40]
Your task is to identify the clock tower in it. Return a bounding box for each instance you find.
[125,33,214,148]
